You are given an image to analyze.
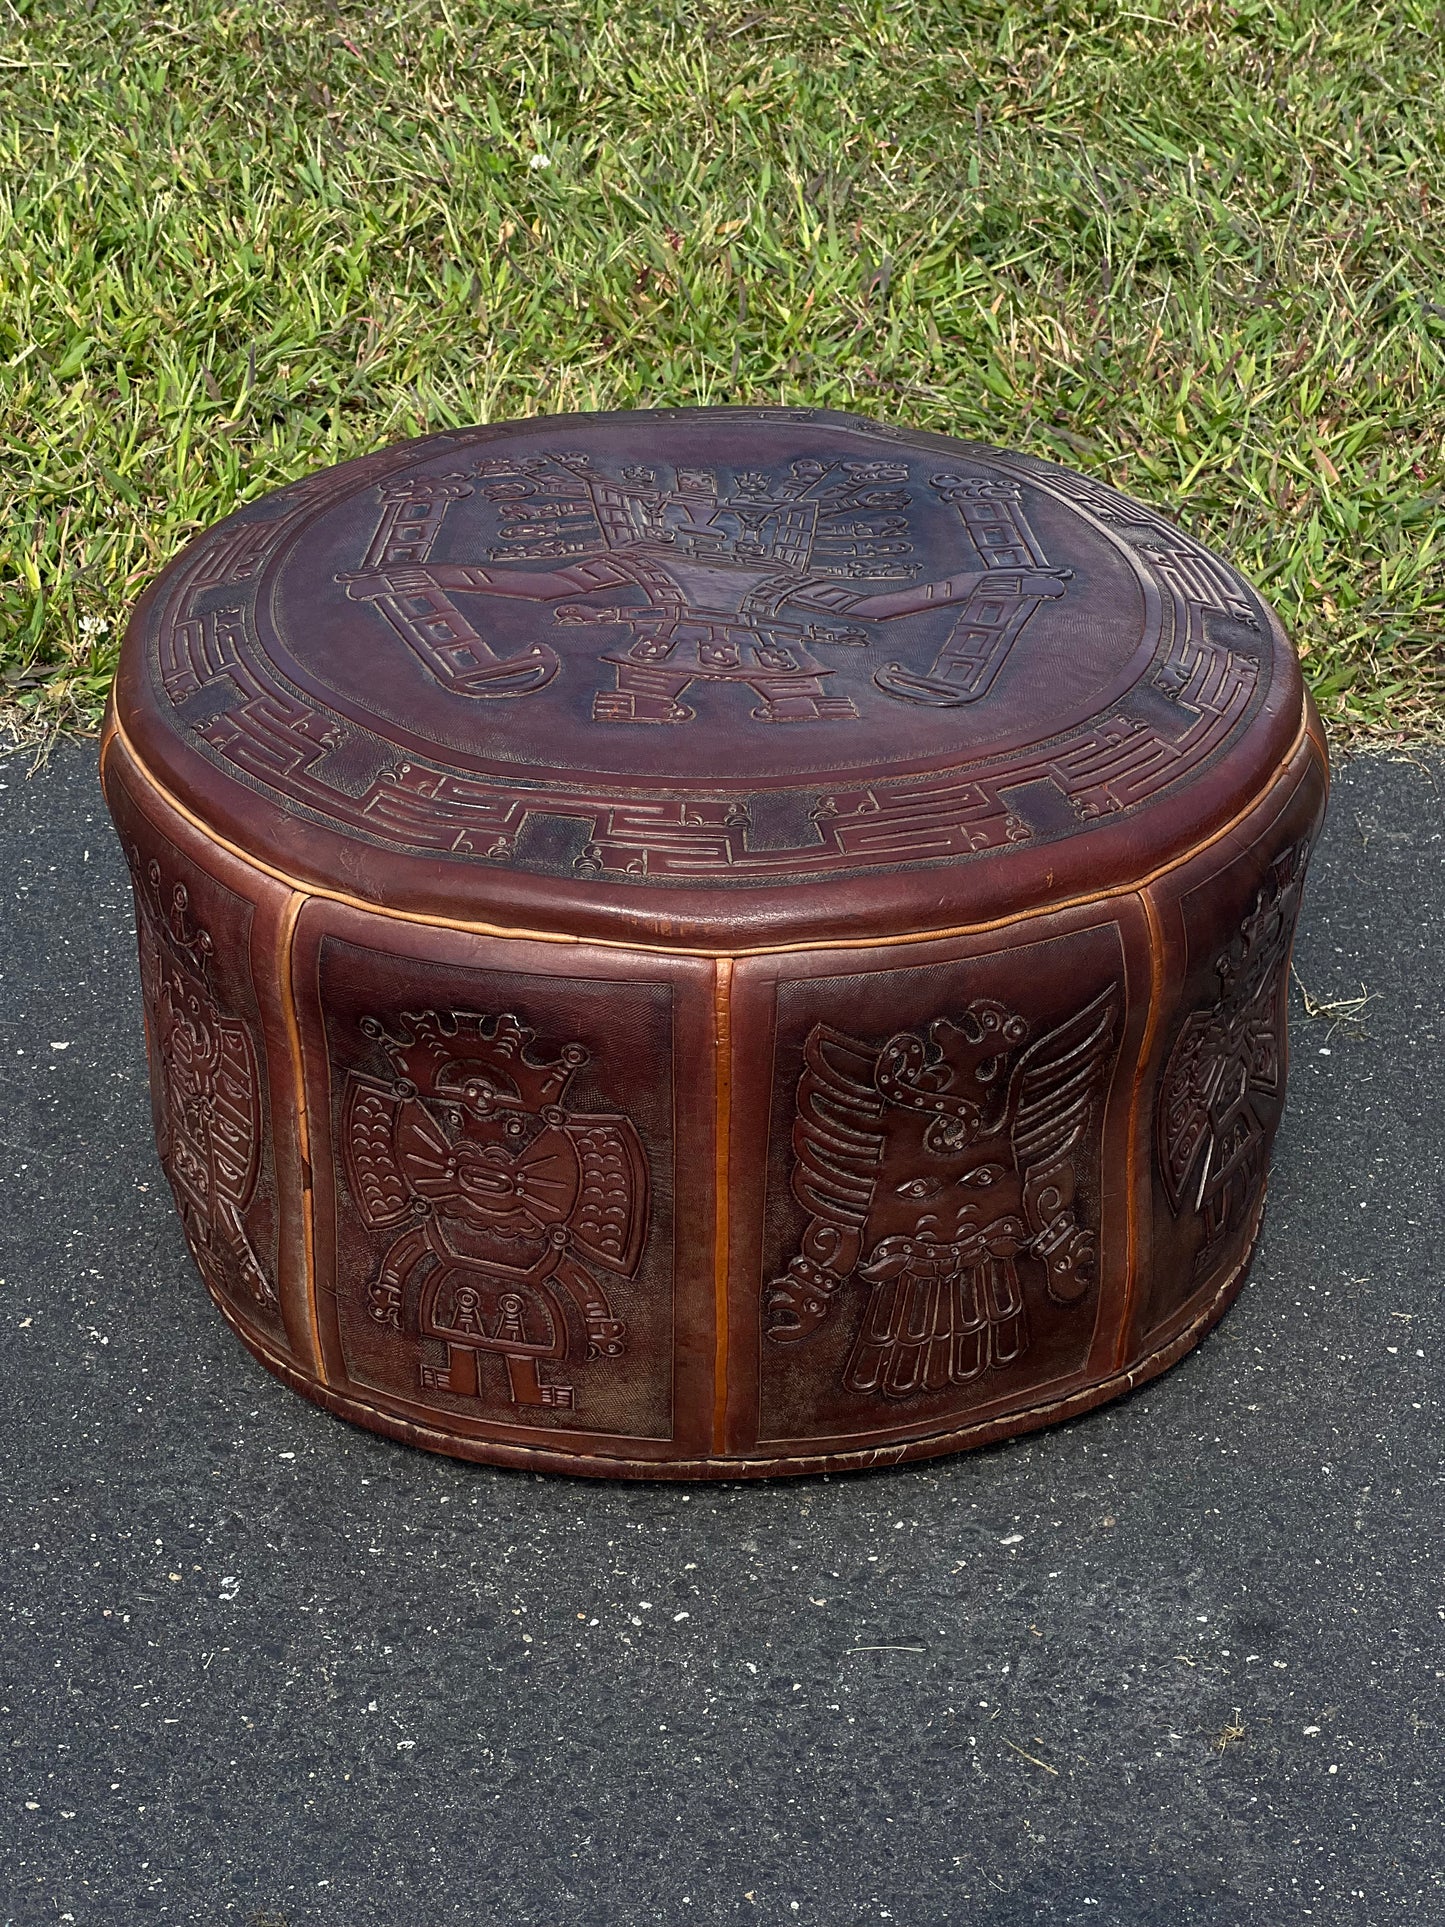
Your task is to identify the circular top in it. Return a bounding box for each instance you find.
[113,407,1306,948]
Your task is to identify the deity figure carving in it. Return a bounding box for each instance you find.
[339,454,1071,717]
[343,1010,649,1412]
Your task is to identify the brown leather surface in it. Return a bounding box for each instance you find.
[112,406,1306,948]
[102,408,1328,1477]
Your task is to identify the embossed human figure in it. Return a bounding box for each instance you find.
[342,455,1070,721]
[343,1010,648,1413]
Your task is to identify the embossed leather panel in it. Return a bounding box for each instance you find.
[103,407,1327,1477]
[105,768,289,1349]
[729,910,1149,1457]
[282,903,719,1461]
[1141,750,1327,1338]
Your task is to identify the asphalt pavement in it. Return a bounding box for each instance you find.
[1,738,1442,1927]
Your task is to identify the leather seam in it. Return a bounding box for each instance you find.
[1118,887,1167,1369]
[712,957,733,1455]
[204,1220,1261,1477]
[108,703,1314,961]
[277,890,324,1384]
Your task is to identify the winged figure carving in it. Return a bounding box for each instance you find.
[342,1010,649,1413]
[766,986,1120,1399]
[1157,837,1309,1272]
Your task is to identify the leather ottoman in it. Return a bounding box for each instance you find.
[101,406,1327,1478]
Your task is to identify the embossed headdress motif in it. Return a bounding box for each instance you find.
[128,853,216,981]
[360,1009,588,1118]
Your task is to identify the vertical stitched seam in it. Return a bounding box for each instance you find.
[711,956,734,1454]
[1118,888,1166,1369]
[278,891,324,1383]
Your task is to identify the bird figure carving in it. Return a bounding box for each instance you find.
[767,987,1119,1399]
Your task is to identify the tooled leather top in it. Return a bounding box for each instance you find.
[112,406,1307,947]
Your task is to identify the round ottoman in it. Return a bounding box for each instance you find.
[101,406,1327,1478]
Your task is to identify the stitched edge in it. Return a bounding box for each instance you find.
[199,1208,1264,1483]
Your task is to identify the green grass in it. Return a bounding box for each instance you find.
[2,0,1442,744]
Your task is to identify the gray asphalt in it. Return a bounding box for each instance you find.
[1,739,1442,1927]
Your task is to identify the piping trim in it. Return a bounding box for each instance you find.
[277,890,325,1383]
[1118,887,1167,1368]
[204,1201,1264,1480]
[712,958,734,1453]
[109,706,1313,962]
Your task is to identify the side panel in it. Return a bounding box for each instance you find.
[1136,732,1328,1348]
[728,903,1151,1459]
[100,733,306,1363]
[290,902,717,1464]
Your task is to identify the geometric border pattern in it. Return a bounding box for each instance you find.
[144,412,1273,887]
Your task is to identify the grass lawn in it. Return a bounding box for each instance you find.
[2,0,1442,744]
